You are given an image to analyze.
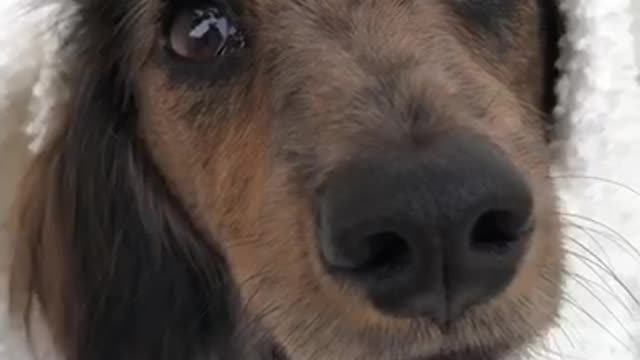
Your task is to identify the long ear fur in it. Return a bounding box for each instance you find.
[8,42,239,360]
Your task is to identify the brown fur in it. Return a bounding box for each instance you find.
[9,0,564,359]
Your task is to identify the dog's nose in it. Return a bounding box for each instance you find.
[315,133,534,324]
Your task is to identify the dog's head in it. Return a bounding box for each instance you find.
[10,0,564,359]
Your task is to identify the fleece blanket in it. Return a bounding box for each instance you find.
[1,1,639,359]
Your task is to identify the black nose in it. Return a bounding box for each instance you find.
[315,133,534,324]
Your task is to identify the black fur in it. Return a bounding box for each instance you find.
[51,73,236,360]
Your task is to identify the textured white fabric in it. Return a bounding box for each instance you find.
[539,1,640,359]
[0,2,69,359]
[1,1,639,359]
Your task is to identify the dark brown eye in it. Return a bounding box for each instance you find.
[167,4,246,62]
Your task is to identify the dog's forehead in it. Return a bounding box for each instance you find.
[250,0,446,27]
[128,0,528,27]
[253,0,530,32]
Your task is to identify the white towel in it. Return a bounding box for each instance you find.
[540,1,640,359]
[1,1,639,359]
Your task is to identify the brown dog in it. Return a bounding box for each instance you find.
[9,0,564,359]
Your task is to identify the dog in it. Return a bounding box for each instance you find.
[8,0,563,359]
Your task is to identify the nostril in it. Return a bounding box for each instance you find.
[354,232,412,275]
[470,210,533,252]
[322,227,413,278]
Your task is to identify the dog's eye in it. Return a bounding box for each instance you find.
[167,4,246,62]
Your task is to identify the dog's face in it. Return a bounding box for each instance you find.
[11,0,563,359]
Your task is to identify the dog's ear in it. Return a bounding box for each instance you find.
[8,52,240,360]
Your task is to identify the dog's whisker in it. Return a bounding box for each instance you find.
[526,339,566,360]
[559,212,640,260]
[245,302,284,339]
[546,324,580,358]
[562,270,634,334]
[278,295,336,358]
[558,294,633,352]
[561,220,618,269]
[196,274,262,328]
[562,269,634,314]
[218,273,278,346]
[237,295,287,343]
[236,272,270,321]
[527,343,588,360]
[563,238,619,283]
[551,173,640,198]
[306,319,343,360]
[575,224,640,260]
[563,229,631,279]
[280,305,326,353]
[537,276,582,351]
[562,231,640,305]
[563,248,639,306]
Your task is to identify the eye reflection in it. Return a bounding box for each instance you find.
[168,4,246,62]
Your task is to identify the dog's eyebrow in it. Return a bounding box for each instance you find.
[449,0,519,36]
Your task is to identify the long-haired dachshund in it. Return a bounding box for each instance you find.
[9,0,563,359]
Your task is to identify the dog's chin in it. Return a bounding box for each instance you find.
[270,350,509,360]
[267,341,513,360]
[413,348,511,360]
[258,311,524,360]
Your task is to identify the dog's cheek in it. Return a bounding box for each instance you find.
[136,66,279,293]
